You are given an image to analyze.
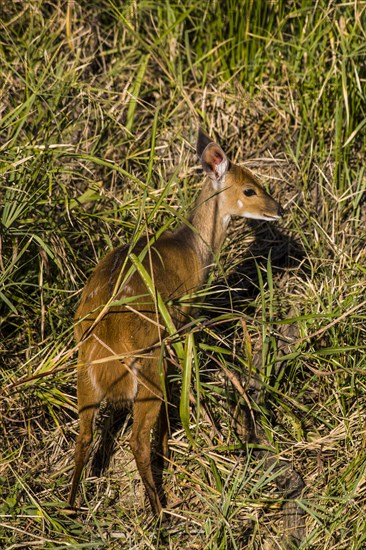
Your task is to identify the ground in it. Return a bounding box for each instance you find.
[1,1,366,548]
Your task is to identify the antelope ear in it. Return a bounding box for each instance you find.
[197,129,229,181]
[196,128,213,158]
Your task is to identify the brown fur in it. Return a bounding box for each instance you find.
[68,129,283,514]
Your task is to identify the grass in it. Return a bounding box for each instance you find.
[1,0,365,548]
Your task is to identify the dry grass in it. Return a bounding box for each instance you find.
[1,1,366,548]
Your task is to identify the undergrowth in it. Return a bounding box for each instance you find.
[1,1,365,548]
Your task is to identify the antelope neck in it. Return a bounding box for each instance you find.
[181,178,230,271]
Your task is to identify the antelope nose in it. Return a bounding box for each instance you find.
[278,205,285,217]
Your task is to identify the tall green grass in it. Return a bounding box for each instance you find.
[1,1,365,548]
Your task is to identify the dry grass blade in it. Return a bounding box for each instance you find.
[0,1,365,548]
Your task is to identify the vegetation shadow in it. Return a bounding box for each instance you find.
[229,219,307,299]
[207,220,308,547]
[90,404,131,478]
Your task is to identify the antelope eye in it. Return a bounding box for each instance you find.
[243,188,256,197]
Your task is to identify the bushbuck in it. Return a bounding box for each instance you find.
[68,128,284,514]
